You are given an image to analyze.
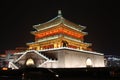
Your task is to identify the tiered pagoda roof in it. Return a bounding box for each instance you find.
[32,10,86,34]
[27,10,92,51]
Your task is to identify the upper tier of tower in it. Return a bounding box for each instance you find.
[31,10,87,41]
[27,10,91,51]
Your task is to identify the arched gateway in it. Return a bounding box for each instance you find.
[86,58,93,67]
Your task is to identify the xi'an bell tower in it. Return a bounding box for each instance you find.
[27,10,91,51]
[8,10,105,69]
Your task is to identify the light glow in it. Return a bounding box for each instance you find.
[2,67,8,70]
[86,58,92,66]
[26,58,35,66]
[35,27,84,40]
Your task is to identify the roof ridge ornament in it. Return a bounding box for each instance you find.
[58,10,62,17]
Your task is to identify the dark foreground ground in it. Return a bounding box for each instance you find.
[0,67,120,80]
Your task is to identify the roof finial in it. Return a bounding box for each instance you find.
[58,10,62,17]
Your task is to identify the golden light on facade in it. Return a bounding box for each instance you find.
[8,11,105,69]
[35,27,84,40]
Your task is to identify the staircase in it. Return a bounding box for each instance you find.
[9,62,19,69]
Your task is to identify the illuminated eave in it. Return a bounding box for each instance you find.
[38,47,104,56]
[35,35,83,43]
[34,27,85,40]
[31,31,37,35]
[64,36,82,43]
[36,35,59,43]
[32,12,86,33]
[63,23,87,35]
[84,42,92,47]
[79,25,86,30]
[26,42,37,46]
[33,16,60,30]
[32,25,86,37]
[33,23,86,34]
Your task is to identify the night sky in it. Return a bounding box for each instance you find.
[0,1,119,56]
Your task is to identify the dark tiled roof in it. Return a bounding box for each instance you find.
[33,12,86,31]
